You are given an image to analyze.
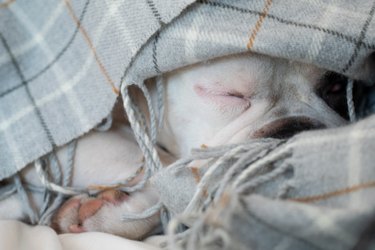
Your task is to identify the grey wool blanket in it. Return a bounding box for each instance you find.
[1,0,375,249]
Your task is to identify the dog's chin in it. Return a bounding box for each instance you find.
[251,116,328,139]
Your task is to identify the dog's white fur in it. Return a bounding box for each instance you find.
[0,53,347,239]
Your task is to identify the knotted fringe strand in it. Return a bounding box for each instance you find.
[120,81,164,220]
[346,78,357,122]
[121,82,163,173]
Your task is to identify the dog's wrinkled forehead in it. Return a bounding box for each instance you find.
[168,53,325,95]
[165,53,329,115]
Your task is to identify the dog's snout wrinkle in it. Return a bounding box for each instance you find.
[253,117,326,139]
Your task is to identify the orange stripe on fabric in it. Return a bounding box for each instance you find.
[0,0,15,9]
[247,0,273,50]
[290,181,375,203]
[63,0,119,95]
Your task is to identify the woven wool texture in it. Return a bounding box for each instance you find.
[1,0,374,178]
[1,1,375,249]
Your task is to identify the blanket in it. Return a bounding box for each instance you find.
[1,0,375,249]
[0,220,163,250]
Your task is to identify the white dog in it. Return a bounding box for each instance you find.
[0,53,354,239]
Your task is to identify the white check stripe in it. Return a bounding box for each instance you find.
[0,1,122,133]
[0,1,65,68]
[2,121,24,170]
[183,11,200,62]
[348,120,365,206]
[308,209,356,246]
[8,3,90,131]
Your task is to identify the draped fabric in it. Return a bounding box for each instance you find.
[1,0,375,249]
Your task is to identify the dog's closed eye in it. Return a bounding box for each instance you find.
[194,84,251,111]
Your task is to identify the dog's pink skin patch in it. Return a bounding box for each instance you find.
[69,224,86,233]
[194,84,251,109]
[78,199,104,222]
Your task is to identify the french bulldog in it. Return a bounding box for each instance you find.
[0,52,359,239]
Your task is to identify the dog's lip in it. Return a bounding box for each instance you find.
[252,116,326,139]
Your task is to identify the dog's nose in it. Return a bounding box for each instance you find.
[253,117,326,139]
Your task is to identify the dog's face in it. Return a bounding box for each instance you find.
[159,53,348,157]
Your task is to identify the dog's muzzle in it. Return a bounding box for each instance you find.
[253,116,326,139]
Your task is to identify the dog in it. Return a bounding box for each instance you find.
[0,52,357,239]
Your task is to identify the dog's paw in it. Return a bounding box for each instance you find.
[51,188,160,240]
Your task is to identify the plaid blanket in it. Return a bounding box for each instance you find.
[1,0,375,249]
[0,0,195,179]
